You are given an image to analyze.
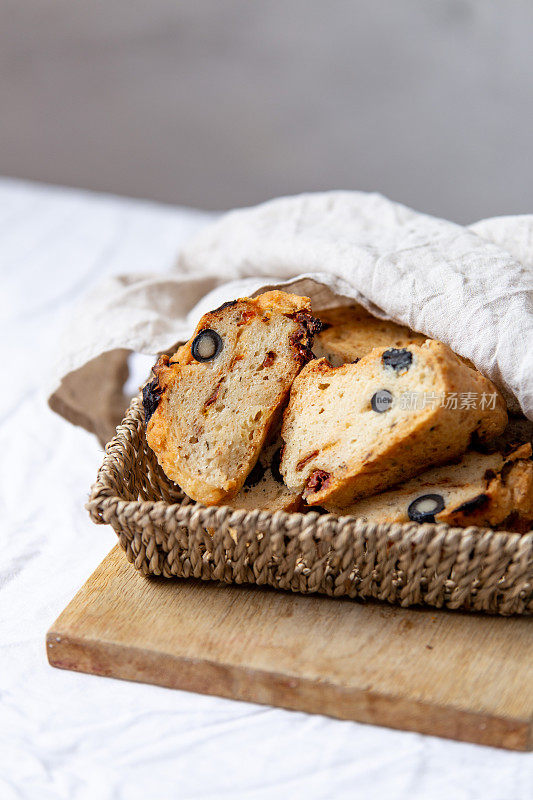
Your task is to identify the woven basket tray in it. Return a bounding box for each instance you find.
[87,396,533,615]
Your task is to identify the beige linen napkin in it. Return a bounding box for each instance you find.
[48,192,533,443]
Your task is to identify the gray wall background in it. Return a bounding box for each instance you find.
[1,0,532,222]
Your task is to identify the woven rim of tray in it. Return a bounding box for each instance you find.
[86,397,533,615]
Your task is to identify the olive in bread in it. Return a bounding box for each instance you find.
[280,339,508,507]
[143,290,322,505]
[324,444,533,532]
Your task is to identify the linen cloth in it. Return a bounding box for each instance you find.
[48,191,533,437]
[2,177,532,800]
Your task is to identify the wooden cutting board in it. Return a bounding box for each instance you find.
[47,545,533,750]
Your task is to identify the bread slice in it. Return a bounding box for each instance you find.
[280,340,508,507]
[313,305,476,371]
[223,438,302,513]
[324,444,533,533]
[143,290,322,505]
[313,304,427,367]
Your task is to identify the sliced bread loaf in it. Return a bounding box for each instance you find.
[280,340,508,507]
[324,444,532,532]
[144,290,321,505]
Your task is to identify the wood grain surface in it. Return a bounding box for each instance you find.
[47,546,533,750]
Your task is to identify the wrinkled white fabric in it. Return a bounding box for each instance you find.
[48,191,533,425]
[470,214,533,269]
[2,179,533,800]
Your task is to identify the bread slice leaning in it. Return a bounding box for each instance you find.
[325,444,533,532]
[280,340,508,507]
[143,290,322,505]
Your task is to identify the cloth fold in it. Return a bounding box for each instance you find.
[48,192,533,438]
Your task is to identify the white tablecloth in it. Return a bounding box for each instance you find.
[1,177,531,800]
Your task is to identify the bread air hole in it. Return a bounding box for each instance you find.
[318,383,330,390]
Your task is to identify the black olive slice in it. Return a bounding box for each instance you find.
[191,329,223,362]
[371,389,393,413]
[382,348,413,372]
[407,493,445,524]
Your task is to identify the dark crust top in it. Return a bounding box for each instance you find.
[450,493,489,515]
[142,354,173,424]
[212,299,239,314]
[142,377,162,425]
[287,311,324,364]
